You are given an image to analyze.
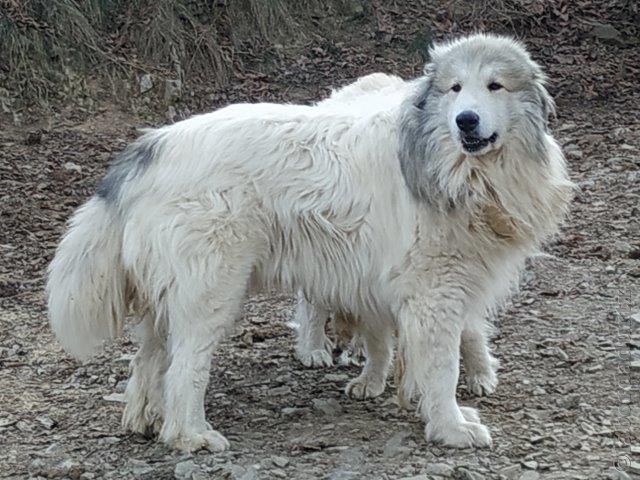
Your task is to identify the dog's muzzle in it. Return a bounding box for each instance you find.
[461,132,498,153]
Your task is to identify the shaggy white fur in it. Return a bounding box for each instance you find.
[47,34,573,452]
[294,73,500,401]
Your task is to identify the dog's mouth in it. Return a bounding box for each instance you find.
[461,133,498,153]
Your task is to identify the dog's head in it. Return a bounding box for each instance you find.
[400,33,555,203]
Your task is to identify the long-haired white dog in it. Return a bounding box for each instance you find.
[48,34,573,452]
[295,73,502,401]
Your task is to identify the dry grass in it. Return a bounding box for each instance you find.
[0,0,358,109]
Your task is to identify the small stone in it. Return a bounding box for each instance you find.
[529,435,548,444]
[532,387,546,395]
[629,461,640,474]
[522,460,538,470]
[32,458,84,479]
[458,467,484,480]
[37,416,57,429]
[271,456,289,468]
[604,265,616,274]
[281,407,300,416]
[267,385,291,396]
[591,23,623,43]
[630,360,640,372]
[630,445,640,454]
[129,459,152,476]
[271,469,287,478]
[606,469,631,480]
[630,312,640,326]
[519,472,540,480]
[174,459,199,479]
[312,398,342,416]
[139,74,153,94]
[166,105,177,121]
[400,476,429,480]
[566,149,583,159]
[165,79,182,102]
[383,431,411,458]
[63,162,82,173]
[102,393,126,403]
[324,373,349,382]
[115,354,134,364]
[499,464,521,480]
[25,130,42,145]
[424,463,454,476]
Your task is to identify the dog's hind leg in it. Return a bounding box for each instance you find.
[158,269,249,453]
[461,322,499,397]
[149,203,256,452]
[345,317,393,400]
[122,313,168,435]
[294,292,334,368]
[157,247,254,454]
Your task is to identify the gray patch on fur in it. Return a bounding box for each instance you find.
[398,78,444,205]
[516,83,555,162]
[97,134,161,203]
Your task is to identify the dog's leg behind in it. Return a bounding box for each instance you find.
[397,289,492,448]
[158,262,250,452]
[294,292,334,368]
[345,317,394,400]
[461,321,499,396]
[122,313,168,434]
[150,204,256,453]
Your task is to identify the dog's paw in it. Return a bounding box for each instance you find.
[345,375,385,400]
[425,419,492,449]
[170,429,230,453]
[297,349,334,368]
[337,346,366,367]
[467,369,498,396]
[466,357,499,396]
[122,401,160,435]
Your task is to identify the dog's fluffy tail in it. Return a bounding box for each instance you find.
[47,196,128,360]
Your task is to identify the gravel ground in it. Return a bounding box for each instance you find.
[1,4,639,478]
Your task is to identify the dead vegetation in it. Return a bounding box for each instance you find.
[0,0,362,110]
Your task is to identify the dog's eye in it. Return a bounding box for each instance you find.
[488,82,503,91]
[451,84,461,93]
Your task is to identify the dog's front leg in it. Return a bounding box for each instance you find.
[397,294,492,448]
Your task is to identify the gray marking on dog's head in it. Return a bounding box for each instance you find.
[399,33,555,206]
[97,134,161,203]
[398,77,443,204]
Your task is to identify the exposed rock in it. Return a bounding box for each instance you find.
[63,162,82,173]
[382,431,412,459]
[174,459,200,479]
[139,74,153,94]
[499,465,522,480]
[271,455,289,468]
[165,79,182,102]
[590,23,623,44]
[312,398,343,416]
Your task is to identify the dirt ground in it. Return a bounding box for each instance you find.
[1,3,639,479]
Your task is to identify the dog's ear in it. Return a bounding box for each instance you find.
[399,77,440,204]
[534,82,556,131]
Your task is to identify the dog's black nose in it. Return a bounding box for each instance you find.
[456,111,480,133]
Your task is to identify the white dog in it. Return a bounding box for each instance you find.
[295,74,501,402]
[47,34,573,452]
